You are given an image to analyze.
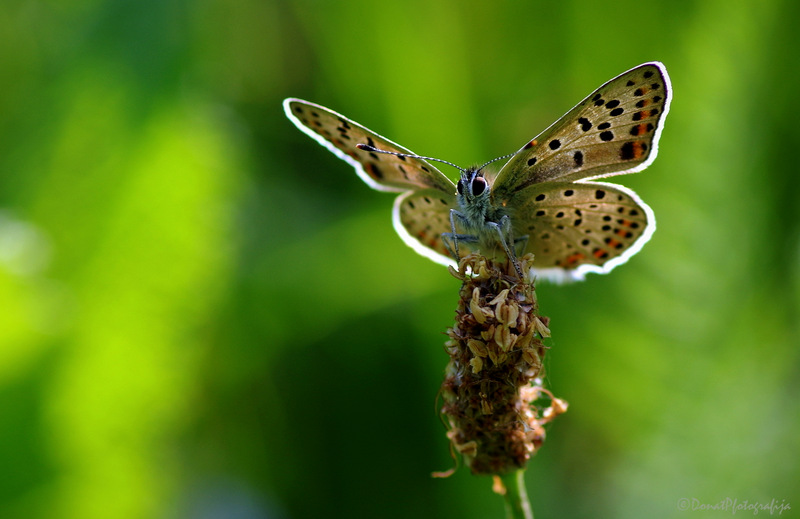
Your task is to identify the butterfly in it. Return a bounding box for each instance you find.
[284,62,671,281]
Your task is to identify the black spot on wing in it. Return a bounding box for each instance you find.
[365,163,383,180]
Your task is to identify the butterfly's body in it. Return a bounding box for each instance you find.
[285,62,671,281]
[446,168,521,273]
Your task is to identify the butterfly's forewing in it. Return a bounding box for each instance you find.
[284,98,459,267]
[492,62,671,202]
[510,182,654,281]
[284,99,455,194]
[393,189,458,267]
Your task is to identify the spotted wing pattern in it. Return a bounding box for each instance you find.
[284,62,669,280]
[492,62,671,204]
[509,182,654,280]
[284,98,455,194]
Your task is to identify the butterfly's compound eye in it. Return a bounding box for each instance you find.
[457,180,464,195]
[471,177,487,196]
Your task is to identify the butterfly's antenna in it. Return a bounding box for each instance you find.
[357,144,467,174]
[476,151,517,172]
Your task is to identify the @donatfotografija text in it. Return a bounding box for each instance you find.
[676,497,790,515]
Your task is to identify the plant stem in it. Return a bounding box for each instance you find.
[501,469,533,519]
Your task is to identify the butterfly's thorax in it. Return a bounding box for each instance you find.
[456,170,510,250]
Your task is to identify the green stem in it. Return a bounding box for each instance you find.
[500,470,534,519]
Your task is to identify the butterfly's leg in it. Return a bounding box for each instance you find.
[442,232,479,263]
[441,234,456,260]
[488,216,523,278]
[444,209,480,263]
[448,209,468,262]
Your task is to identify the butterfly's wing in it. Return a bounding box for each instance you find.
[284,98,455,194]
[510,182,654,281]
[490,62,669,280]
[393,189,458,268]
[491,62,671,202]
[285,98,459,265]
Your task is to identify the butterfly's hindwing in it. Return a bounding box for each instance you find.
[284,98,455,194]
[492,62,671,203]
[393,189,457,267]
[510,182,654,277]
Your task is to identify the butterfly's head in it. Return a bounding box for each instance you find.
[456,150,518,206]
[457,168,491,203]
[456,168,495,225]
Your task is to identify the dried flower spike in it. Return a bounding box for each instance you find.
[439,253,567,475]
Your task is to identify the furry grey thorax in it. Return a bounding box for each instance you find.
[455,168,508,236]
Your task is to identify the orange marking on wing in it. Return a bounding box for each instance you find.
[615,228,629,238]
[564,252,586,266]
[593,248,609,259]
[523,139,539,149]
[631,124,647,136]
[606,238,621,248]
[415,230,442,252]
[333,139,346,148]
[345,150,359,159]
[620,140,648,161]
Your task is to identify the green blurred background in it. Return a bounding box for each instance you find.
[1,1,798,518]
